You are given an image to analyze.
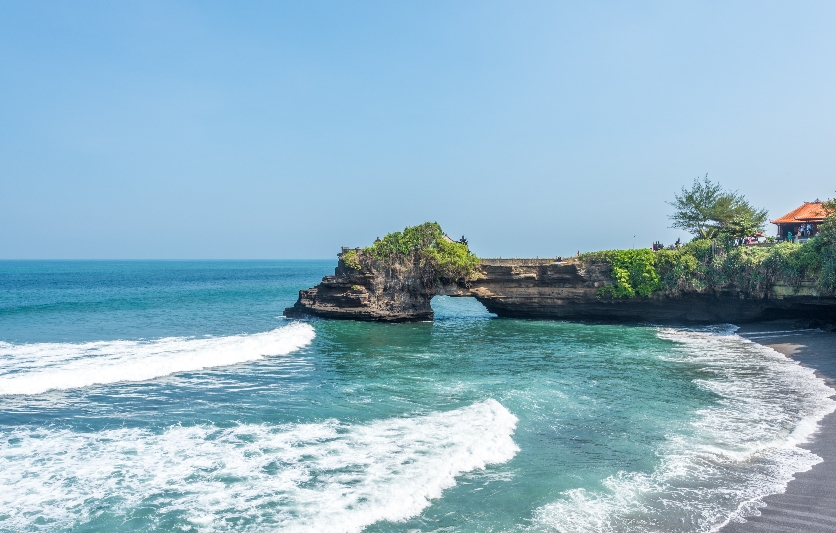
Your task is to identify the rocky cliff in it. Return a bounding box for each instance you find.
[284,253,836,324]
[284,250,467,322]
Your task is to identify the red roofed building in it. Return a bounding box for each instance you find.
[771,200,828,242]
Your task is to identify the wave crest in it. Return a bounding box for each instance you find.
[534,327,836,533]
[0,322,316,395]
[0,399,518,532]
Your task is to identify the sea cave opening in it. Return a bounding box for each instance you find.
[430,295,496,320]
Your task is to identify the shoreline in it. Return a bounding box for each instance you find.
[722,320,836,533]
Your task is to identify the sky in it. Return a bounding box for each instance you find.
[2,1,835,259]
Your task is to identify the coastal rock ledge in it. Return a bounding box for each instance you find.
[284,253,836,324]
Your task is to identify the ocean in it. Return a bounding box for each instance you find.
[0,260,833,533]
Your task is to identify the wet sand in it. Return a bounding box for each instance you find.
[722,320,836,533]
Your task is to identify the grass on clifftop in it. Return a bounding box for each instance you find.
[581,231,836,299]
[581,197,836,299]
[344,222,480,282]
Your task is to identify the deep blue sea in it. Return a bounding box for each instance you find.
[1,261,834,533]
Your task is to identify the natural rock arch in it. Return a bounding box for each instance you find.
[284,252,836,323]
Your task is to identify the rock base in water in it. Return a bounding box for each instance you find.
[285,255,836,324]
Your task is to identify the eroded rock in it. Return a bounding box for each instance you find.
[285,254,836,324]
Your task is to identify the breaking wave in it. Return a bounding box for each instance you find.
[533,326,836,533]
[0,399,518,532]
[0,322,316,395]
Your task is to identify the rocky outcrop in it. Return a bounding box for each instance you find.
[284,249,466,322]
[284,253,836,324]
[474,260,836,323]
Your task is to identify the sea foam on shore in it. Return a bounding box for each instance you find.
[534,326,836,533]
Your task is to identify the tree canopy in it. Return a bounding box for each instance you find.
[668,175,768,239]
[358,222,481,281]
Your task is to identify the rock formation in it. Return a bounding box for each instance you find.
[284,251,836,324]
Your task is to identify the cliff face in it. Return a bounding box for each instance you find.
[284,256,465,322]
[285,255,836,324]
[473,260,836,323]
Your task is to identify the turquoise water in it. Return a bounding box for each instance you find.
[1,261,834,532]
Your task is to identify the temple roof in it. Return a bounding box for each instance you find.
[771,201,827,224]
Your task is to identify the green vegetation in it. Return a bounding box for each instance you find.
[343,222,480,281]
[654,240,813,295]
[584,205,836,299]
[342,249,362,270]
[582,240,826,298]
[583,186,836,299]
[811,197,836,292]
[580,249,660,297]
[668,175,768,240]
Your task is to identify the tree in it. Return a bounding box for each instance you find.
[813,196,836,292]
[717,215,762,248]
[820,198,836,238]
[363,222,480,281]
[668,175,767,239]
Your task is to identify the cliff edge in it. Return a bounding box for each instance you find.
[284,253,836,324]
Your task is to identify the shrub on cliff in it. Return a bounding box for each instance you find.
[361,222,480,281]
[804,197,836,293]
[581,249,660,298]
[342,249,362,270]
[654,247,703,293]
[582,232,836,298]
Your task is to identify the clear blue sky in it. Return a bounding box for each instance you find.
[2,1,835,259]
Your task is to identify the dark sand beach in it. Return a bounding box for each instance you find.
[723,321,836,533]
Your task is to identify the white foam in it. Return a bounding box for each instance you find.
[534,326,836,533]
[0,399,519,532]
[0,322,316,395]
